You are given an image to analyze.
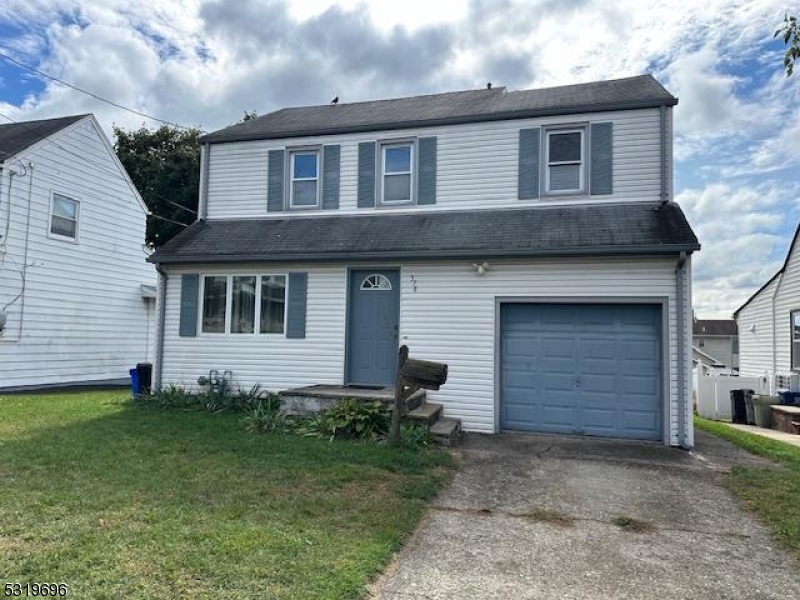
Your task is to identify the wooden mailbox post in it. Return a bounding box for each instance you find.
[389,345,448,446]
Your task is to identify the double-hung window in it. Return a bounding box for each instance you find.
[49,193,80,240]
[381,143,413,204]
[290,150,320,208]
[545,129,584,194]
[201,274,287,335]
[792,311,800,370]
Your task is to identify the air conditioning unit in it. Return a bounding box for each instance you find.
[790,373,800,392]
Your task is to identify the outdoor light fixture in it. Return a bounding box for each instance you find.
[473,261,489,276]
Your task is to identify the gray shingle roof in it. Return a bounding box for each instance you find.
[202,75,677,143]
[0,114,89,160]
[148,202,699,265]
[693,319,737,336]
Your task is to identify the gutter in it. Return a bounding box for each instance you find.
[153,265,168,392]
[675,251,690,448]
[660,106,668,204]
[197,143,210,220]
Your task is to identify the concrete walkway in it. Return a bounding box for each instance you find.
[727,422,800,448]
[369,431,799,600]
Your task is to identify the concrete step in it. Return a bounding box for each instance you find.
[406,402,443,426]
[429,418,462,446]
[405,389,426,411]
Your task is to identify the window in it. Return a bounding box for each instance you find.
[202,276,228,333]
[49,193,79,240]
[698,339,705,348]
[290,150,319,208]
[381,143,413,204]
[360,274,392,290]
[260,275,286,334]
[200,274,286,335]
[792,311,800,370]
[732,338,739,355]
[545,129,584,194]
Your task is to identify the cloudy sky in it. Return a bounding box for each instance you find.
[0,0,797,318]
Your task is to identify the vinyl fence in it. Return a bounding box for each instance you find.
[694,371,766,421]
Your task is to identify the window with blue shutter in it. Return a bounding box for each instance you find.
[518,128,540,199]
[417,136,437,205]
[357,142,376,208]
[267,149,285,212]
[179,274,199,337]
[286,272,308,339]
[322,145,340,209]
[590,122,613,195]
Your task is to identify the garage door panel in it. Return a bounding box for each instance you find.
[500,303,661,441]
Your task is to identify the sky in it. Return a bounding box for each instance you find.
[0,0,797,319]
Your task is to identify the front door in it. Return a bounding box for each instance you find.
[346,269,400,386]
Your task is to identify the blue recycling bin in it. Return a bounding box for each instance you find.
[778,391,800,406]
[130,368,140,398]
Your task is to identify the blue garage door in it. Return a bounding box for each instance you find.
[500,303,662,440]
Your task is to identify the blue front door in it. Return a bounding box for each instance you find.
[346,269,400,386]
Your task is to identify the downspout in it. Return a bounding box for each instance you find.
[675,251,689,448]
[660,105,668,204]
[770,273,783,393]
[153,264,168,392]
[197,143,210,221]
[16,163,34,341]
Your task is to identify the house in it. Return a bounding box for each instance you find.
[692,318,738,373]
[148,75,700,447]
[734,223,800,392]
[0,115,156,391]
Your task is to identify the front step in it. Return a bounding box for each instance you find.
[406,402,442,426]
[429,418,462,446]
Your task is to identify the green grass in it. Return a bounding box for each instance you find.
[0,391,454,599]
[695,416,800,557]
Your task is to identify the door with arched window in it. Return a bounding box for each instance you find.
[346,269,400,386]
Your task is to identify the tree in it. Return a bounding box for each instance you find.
[776,13,800,75]
[114,125,202,247]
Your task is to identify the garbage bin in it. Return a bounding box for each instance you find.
[778,390,800,406]
[743,389,756,425]
[129,368,140,398]
[752,395,777,428]
[136,362,153,396]
[730,389,748,424]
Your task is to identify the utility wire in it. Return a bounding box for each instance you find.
[0,50,204,132]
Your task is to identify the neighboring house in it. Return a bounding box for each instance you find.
[692,345,725,370]
[0,115,156,391]
[735,223,800,392]
[692,319,738,372]
[149,75,700,447]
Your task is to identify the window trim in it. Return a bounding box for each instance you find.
[792,310,800,371]
[198,273,288,337]
[543,126,587,196]
[378,139,416,206]
[47,191,80,243]
[288,147,321,210]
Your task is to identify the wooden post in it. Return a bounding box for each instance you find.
[389,346,409,447]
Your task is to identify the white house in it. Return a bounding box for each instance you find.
[734,223,800,392]
[0,114,156,391]
[149,75,700,447]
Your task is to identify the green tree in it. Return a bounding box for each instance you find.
[776,13,800,75]
[114,125,202,247]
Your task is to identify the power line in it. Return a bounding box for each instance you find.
[0,50,203,132]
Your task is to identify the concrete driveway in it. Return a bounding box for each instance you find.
[369,431,800,600]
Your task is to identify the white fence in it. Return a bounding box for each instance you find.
[694,370,766,421]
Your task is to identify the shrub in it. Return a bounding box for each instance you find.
[206,384,267,413]
[298,398,391,441]
[243,394,287,434]
[146,385,202,409]
[399,423,434,449]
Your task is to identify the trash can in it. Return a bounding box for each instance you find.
[744,389,756,425]
[752,395,777,428]
[730,389,748,424]
[778,390,800,406]
[129,368,140,398]
[136,362,153,396]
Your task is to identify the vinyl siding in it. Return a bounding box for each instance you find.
[205,108,664,219]
[774,239,800,377]
[737,277,778,384]
[159,255,688,445]
[0,117,156,389]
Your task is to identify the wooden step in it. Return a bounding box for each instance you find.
[406,402,442,426]
[429,418,462,446]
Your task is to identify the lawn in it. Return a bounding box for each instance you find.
[0,390,453,599]
[695,416,800,558]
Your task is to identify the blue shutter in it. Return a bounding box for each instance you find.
[590,122,613,195]
[357,142,376,208]
[322,145,340,210]
[518,128,540,199]
[268,149,285,212]
[179,274,199,337]
[286,272,308,339]
[417,136,437,205]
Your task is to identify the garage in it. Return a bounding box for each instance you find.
[500,302,663,440]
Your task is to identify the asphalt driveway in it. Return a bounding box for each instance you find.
[369,431,800,600]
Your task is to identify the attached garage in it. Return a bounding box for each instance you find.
[499,302,665,441]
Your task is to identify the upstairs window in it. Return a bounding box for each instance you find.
[49,193,79,240]
[290,150,319,208]
[545,129,584,194]
[381,143,413,204]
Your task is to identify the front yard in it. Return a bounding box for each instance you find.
[0,391,453,599]
[695,416,800,558]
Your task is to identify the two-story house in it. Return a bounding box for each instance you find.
[692,318,739,373]
[0,114,156,391]
[148,75,700,447]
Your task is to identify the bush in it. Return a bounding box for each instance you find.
[298,398,391,441]
[146,385,202,409]
[399,423,434,449]
[242,394,287,434]
[205,384,267,413]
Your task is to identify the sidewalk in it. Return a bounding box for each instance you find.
[727,422,800,448]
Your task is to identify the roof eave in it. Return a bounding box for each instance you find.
[200,98,678,144]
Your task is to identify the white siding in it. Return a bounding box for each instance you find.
[0,117,156,389]
[160,256,688,445]
[205,108,663,219]
[774,238,800,377]
[737,277,779,389]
